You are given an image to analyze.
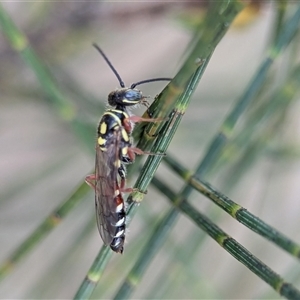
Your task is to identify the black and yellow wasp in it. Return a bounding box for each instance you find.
[86,44,171,253]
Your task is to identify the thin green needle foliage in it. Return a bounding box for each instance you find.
[0,181,90,281]
[74,247,112,300]
[198,4,300,177]
[163,155,300,259]
[0,4,94,150]
[113,209,179,300]
[134,1,244,150]
[180,200,300,300]
[150,176,300,300]
[273,0,288,42]
[0,2,97,283]
[216,64,300,186]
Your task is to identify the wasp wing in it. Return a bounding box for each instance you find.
[94,128,124,246]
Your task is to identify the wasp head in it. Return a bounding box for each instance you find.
[108,88,147,107]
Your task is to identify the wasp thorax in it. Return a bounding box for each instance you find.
[108,88,143,107]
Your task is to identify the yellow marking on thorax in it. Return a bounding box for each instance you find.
[99,122,107,135]
[98,136,106,146]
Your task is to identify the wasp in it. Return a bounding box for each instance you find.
[86,44,171,253]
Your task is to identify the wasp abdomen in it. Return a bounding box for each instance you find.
[110,236,125,254]
[110,192,126,253]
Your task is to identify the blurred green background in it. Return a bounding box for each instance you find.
[1,1,300,299]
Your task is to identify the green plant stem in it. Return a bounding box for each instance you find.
[151,177,300,300]
[0,181,90,281]
[164,155,300,259]
[219,65,300,187]
[113,209,179,300]
[197,4,300,177]
[73,247,112,300]
[273,0,288,42]
[0,4,94,150]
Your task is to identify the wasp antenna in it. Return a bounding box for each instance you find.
[93,43,125,88]
[130,78,172,89]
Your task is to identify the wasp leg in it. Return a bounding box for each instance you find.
[122,115,168,134]
[85,174,96,189]
[117,164,136,194]
[125,115,167,125]
[117,161,142,195]
[127,147,165,161]
[118,177,135,194]
[118,164,127,190]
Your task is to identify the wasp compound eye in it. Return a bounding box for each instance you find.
[123,89,143,103]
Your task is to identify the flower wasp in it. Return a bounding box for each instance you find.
[86,43,171,253]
